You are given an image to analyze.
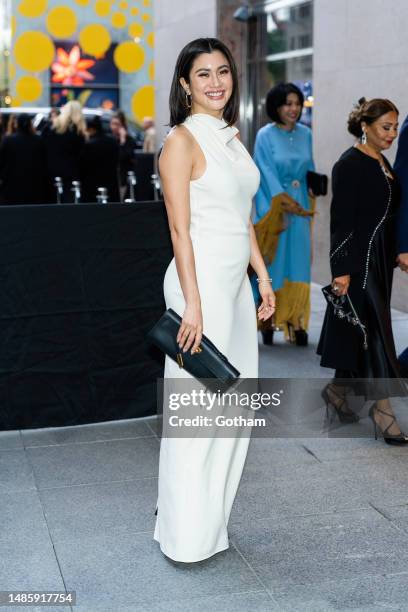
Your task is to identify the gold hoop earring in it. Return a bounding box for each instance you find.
[185,91,192,109]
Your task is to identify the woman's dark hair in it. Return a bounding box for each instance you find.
[86,115,103,134]
[17,113,33,135]
[348,97,399,138]
[114,110,128,129]
[169,38,239,127]
[265,82,304,123]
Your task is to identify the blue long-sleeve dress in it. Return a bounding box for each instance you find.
[252,122,315,334]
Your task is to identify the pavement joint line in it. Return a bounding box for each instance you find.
[231,504,374,525]
[23,446,74,612]
[368,501,395,522]
[301,444,323,463]
[145,420,160,439]
[21,434,158,449]
[37,474,159,491]
[228,537,280,605]
[266,568,408,595]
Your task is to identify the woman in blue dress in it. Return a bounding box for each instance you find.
[252,83,315,345]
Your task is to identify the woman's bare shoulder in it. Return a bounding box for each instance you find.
[163,124,194,152]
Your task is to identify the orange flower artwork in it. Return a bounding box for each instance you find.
[51,45,95,85]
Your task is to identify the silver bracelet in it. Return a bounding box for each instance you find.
[256,277,273,283]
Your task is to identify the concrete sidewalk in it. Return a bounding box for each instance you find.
[1,284,408,611]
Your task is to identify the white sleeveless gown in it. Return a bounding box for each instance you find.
[153,113,260,562]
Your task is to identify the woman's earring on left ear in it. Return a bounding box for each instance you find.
[361,128,367,145]
[185,91,192,109]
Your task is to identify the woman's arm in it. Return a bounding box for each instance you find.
[159,127,203,353]
[249,222,276,321]
[254,129,300,219]
[330,157,359,294]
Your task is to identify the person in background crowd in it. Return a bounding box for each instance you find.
[40,108,61,137]
[142,116,156,153]
[393,108,408,375]
[0,113,5,141]
[42,100,86,203]
[0,113,46,204]
[394,114,408,270]
[317,97,407,445]
[6,113,17,137]
[80,115,120,203]
[109,111,136,200]
[252,82,315,346]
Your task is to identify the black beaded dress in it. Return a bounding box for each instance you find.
[317,146,405,399]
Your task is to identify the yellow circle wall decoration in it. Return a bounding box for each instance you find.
[95,0,111,17]
[11,97,23,108]
[79,24,111,58]
[131,85,154,123]
[46,6,78,38]
[111,12,127,28]
[128,22,144,39]
[148,61,154,81]
[114,41,144,73]
[11,16,17,39]
[14,32,55,72]
[18,0,48,18]
[75,0,90,5]
[130,7,139,16]
[142,13,150,23]
[119,1,128,9]
[16,76,43,102]
[146,32,154,48]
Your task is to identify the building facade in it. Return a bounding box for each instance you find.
[1,0,154,125]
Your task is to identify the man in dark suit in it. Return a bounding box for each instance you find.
[80,116,120,203]
[393,118,408,375]
[394,115,408,272]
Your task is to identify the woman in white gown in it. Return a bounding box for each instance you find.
[153,38,275,563]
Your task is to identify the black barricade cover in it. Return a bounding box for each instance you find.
[0,202,172,430]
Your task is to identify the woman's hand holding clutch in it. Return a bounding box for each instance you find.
[332,275,350,296]
[177,302,203,354]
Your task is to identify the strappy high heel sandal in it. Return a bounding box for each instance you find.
[368,403,408,445]
[321,383,360,423]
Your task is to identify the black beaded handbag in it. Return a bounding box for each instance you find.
[147,308,240,385]
[321,285,368,350]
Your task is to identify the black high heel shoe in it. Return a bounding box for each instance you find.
[368,403,408,445]
[294,329,308,346]
[287,323,308,346]
[261,330,274,345]
[321,383,360,423]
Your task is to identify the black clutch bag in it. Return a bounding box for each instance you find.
[307,171,328,197]
[321,284,368,350]
[147,308,240,385]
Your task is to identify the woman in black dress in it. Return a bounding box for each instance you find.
[317,97,408,445]
[42,101,85,203]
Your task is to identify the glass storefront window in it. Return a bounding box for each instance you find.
[246,0,314,150]
[266,3,313,56]
[267,54,312,88]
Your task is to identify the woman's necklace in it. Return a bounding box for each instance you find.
[356,144,394,179]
